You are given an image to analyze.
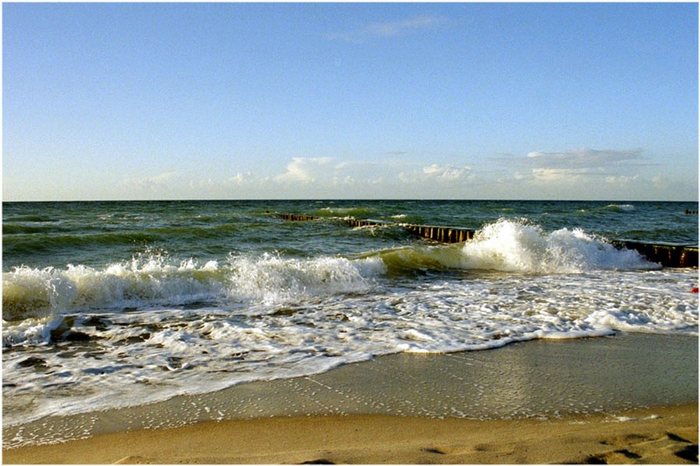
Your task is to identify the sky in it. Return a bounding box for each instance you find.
[3,2,698,201]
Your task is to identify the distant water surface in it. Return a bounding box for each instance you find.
[3,200,698,440]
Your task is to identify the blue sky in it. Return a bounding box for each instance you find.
[3,2,697,201]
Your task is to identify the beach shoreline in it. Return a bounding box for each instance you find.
[3,333,698,463]
[4,403,698,464]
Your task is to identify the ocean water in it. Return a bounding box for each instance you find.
[3,200,698,431]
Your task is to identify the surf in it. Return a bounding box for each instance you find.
[362,219,659,275]
[459,218,657,273]
[2,251,385,325]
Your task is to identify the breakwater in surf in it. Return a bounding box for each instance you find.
[279,213,698,268]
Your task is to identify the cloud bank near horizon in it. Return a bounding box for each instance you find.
[54,147,687,201]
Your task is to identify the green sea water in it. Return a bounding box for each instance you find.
[4,200,697,271]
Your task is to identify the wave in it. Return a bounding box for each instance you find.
[3,224,244,255]
[3,231,162,255]
[313,206,376,217]
[366,219,658,275]
[362,245,464,275]
[3,224,64,234]
[2,252,384,327]
[2,219,659,326]
[348,223,414,241]
[605,204,635,212]
[3,214,57,222]
[228,253,384,305]
[459,219,656,273]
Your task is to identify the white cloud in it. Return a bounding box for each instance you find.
[652,175,670,190]
[269,157,476,197]
[605,174,639,184]
[422,163,471,181]
[229,172,253,185]
[515,148,647,186]
[122,171,179,191]
[274,157,332,184]
[400,163,472,184]
[526,148,642,168]
[326,15,445,43]
[331,175,356,186]
[531,167,601,183]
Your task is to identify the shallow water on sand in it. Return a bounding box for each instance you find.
[3,334,697,449]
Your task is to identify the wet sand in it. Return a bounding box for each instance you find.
[3,333,698,463]
[4,404,698,464]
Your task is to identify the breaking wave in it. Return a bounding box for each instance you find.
[3,219,660,324]
[605,204,636,212]
[2,252,385,324]
[313,206,376,217]
[459,219,656,273]
[369,219,658,275]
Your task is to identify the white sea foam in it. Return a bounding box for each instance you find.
[459,219,655,273]
[2,253,385,325]
[373,219,658,275]
[605,204,635,212]
[227,253,384,305]
[2,266,697,430]
[2,257,227,322]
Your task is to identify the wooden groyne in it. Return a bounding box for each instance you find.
[610,240,698,268]
[279,213,698,267]
[279,213,319,222]
[402,224,475,243]
[281,214,475,243]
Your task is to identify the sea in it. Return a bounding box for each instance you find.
[2,200,698,437]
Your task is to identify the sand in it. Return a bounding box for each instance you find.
[3,403,697,464]
[4,334,698,464]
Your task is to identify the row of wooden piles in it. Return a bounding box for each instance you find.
[278,213,698,267]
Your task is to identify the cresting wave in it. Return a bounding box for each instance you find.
[2,252,384,326]
[371,219,658,275]
[605,203,635,212]
[3,220,659,324]
[459,218,656,273]
[313,206,376,217]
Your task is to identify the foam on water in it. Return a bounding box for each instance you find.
[314,206,375,217]
[459,219,655,273]
[2,252,385,326]
[0,220,668,348]
[3,255,226,323]
[605,203,636,212]
[370,219,658,275]
[3,265,697,428]
[226,252,384,305]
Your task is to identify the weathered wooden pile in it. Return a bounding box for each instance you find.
[278,213,698,268]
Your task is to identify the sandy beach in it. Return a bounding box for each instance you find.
[3,334,698,464]
[3,403,698,464]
